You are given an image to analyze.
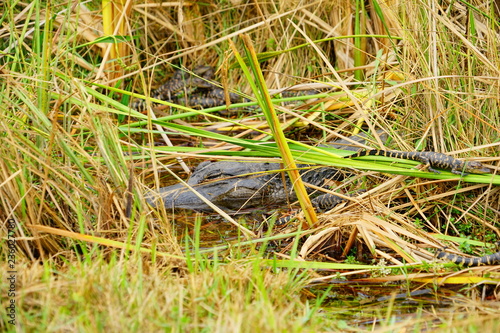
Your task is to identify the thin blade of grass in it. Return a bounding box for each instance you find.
[28,224,184,260]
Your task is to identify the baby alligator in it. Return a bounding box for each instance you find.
[345,150,490,176]
[131,66,328,111]
[437,248,500,266]
[131,66,242,111]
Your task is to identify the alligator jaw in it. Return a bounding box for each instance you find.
[146,176,284,213]
[468,166,491,174]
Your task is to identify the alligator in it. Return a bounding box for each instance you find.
[146,133,386,214]
[131,66,327,111]
[437,247,500,266]
[131,66,243,111]
[344,150,491,176]
[147,161,350,214]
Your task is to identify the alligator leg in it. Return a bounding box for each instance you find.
[411,155,441,174]
[275,193,347,225]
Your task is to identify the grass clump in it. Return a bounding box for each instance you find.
[1,253,336,332]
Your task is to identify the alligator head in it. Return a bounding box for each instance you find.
[462,161,491,174]
[146,161,346,213]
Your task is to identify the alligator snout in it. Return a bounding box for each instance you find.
[147,176,278,212]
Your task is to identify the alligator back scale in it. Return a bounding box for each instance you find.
[131,66,216,111]
[437,249,500,266]
[345,150,490,176]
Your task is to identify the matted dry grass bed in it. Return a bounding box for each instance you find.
[1,0,499,331]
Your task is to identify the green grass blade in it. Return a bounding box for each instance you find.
[231,35,317,226]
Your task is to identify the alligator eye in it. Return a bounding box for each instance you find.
[203,171,223,181]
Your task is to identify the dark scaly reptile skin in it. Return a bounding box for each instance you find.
[437,249,500,266]
[153,66,214,101]
[131,66,224,111]
[345,150,490,176]
[147,161,350,213]
[180,88,243,108]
